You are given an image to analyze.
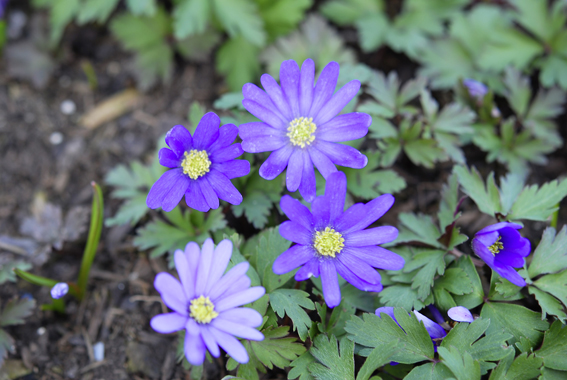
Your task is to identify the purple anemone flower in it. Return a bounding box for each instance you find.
[376,307,447,348]
[448,306,474,323]
[272,171,404,308]
[240,59,370,201]
[147,112,250,212]
[0,0,8,19]
[50,282,69,299]
[463,78,488,100]
[151,239,265,365]
[471,222,530,287]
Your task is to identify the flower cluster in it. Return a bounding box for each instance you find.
[151,239,265,365]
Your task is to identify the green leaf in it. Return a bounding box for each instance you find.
[438,346,481,380]
[249,326,306,371]
[438,173,461,231]
[499,171,527,215]
[524,88,565,143]
[431,103,475,134]
[404,249,446,301]
[316,302,356,339]
[356,12,389,52]
[48,0,80,45]
[440,317,512,375]
[433,268,473,311]
[539,54,567,90]
[481,302,549,349]
[528,287,567,323]
[251,228,293,292]
[0,261,32,285]
[0,329,14,367]
[233,192,273,229]
[172,0,210,39]
[535,320,567,371]
[396,213,443,248]
[489,351,543,380]
[529,226,567,278]
[533,270,567,310]
[0,298,35,327]
[405,362,454,380]
[379,284,432,311]
[503,67,532,118]
[403,138,446,168]
[356,341,398,380]
[213,0,265,46]
[508,178,567,222]
[345,308,435,364]
[539,367,567,380]
[343,156,406,199]
[454,166,501,216]
[76,0,119,24]
[126,0,156,16]
[320,0,382,26]
[258,0,312,41]
[451,256,484,310]
[289,351,315,380]
[216,36,260,92]
[308,335,354,380]
[269,289,315,341]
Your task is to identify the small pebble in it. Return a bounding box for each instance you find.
[60,100,76,115]
[49,132,64,145]
[37,327,46,336]
[93,342,104,362]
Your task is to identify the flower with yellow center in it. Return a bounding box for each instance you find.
[189,295,218,324]
[181,150,211,180]
[488,236,504,255]
[287,117,316,148]
[313,227,345,258]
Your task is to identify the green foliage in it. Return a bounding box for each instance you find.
[233,170,283,229]
[343,152,406,199]
[257,0,313,41]
[125,0,156,16]
[535,321,567,372]
[308,335,355,380]
[216,36,261,93]
[489,351,543,380]
[509,178,567,222]
[346,308,434,364]
[0,297,35,366]
[438,346,481,380]
[289,352,316,380]
[247,227,292,292]
[529,226,567,278]
[269,289,315,341]
[0,261,32,285]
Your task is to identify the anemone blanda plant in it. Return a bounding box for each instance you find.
[376,307,447,348]
[471,222,530,287]
[151,238,265,365]
[146,112,250,212]
[272,171,404,307]
[239,59,370,202]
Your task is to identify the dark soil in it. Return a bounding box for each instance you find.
[1,4,567,380]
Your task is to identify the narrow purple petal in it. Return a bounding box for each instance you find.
[447,306,474,323]
[320,260,341,308]
[344,246,405,270]
[242,83,287,123]
[280,60,300,117]
[184,330,206,365]
[215,287,266,312]
[314,140,368,169]
[309,62,340,118]
[185,241,201,282]
[165,125,193,156]
[413,311,446,339]
[286,150,304,192]
[243,135,288,153]
[198,179,220,210]
[475,231,499,248]
[239,122,284,139]
[492,261,527,287]
[186,318,200,336]
[495,249,525,268]
[195,238,215,295]
[335,260,383,292]
[209,262,250,301]
[299,59,315,116]
[279,221,313,246]
[212,160,250,179]
[211,319,264,341]
[299,151,316,202]
[343,194,395,233]
[210,144,244,163]
[216,276,252,300]
[311,196,331,227]
[337,253,381,285]
[159,148,181,168]
[209,327,250,364]
[313,80,361,126]
[295,257,320,281]
[218,308,263,327]
[146,169,190,212]
[208,123,239,153]
[471,238,496,267]
[200,325,221,357]
[243,99,286,129]
[185,180,210,212]
[175,249,194,300]
[205,239,233,294]
[273,244,314,275]
[309,147,338,178]
[334,203,366,232]
[259,145,294,180]
[261,74,293,120]
[193,112,220,150]
[207,170,243,205]
[317,113,370,142]
[280,195,314,230]
[376,307,396,321]
[151,312,187,334]
[154,273,188,315]
[499,227,528,252]
[345,226,399,246]
[325,171,347,223]
[477,222,522,235]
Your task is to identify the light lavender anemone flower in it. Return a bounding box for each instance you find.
[151,239,265,365]
[240,59,370,201]
[50,282,69,299]
[448,306,474,323]
[463,78,488,100]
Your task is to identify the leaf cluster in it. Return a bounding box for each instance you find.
[0,297,35,366]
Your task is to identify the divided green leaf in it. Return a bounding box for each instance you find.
[269,289,315,341]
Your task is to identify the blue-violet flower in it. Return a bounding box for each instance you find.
[0,0,8,19]
[272,171,403,308]
[151,239,265,365]
[376,307,447,348]
[240,59,370,201]
[147,112,250,212]
[471,222,530,287]
[463,78,488,100]
[448,306,474,323]
[50,282,69,299]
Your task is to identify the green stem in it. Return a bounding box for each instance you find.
[550,203,559,229]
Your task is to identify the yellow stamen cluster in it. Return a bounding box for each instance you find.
[181,150,211,179]
[287,117,316,148]
[189,296,218,324]
[314,227,345,258]
[488,236,504,255]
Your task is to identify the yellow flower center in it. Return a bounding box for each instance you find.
[189,296,218,324]
[287,117,316,148]
[181,150,211,179]
[488,236,504,255]
[314,227,344,258]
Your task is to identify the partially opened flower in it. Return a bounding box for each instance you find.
[151,239,265,365]
[50,283,69,299]
[448,306,474,323]
[273,171,404,308]
[240,59,370,201]
[376,307,447,348]
[147,112,250,212]
[463,78,488,100]
[471,222,530,287]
